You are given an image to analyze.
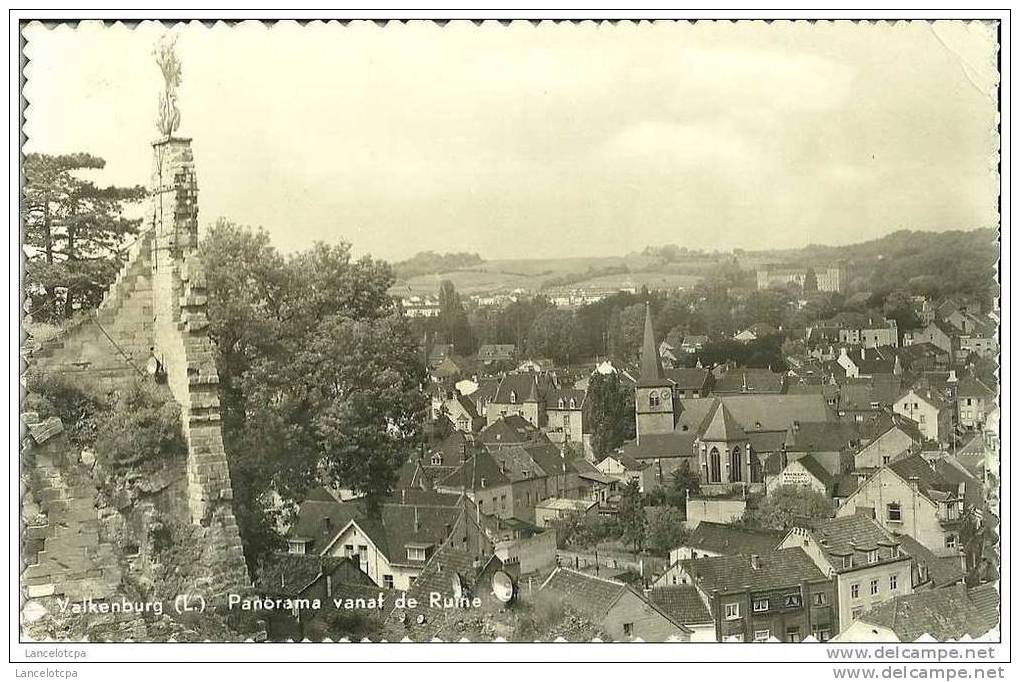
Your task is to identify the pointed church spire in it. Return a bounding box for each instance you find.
[639,302,664,386]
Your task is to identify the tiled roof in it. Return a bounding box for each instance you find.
[539,567,630,620]
[686,521,783,557]
[619,432,697,460]
[888,454,981,507]
[477,344,517,362]
[861,584,998,641]
[785,421,860,453]
[794,453,835,486]
[681,547,827,593]
[548,388,586,409]
[289,498,459,565]
[895,533,966,588]
[256,553,329,596]
[663,367,713,391]
[702,401,747,442]
[647,585,713,625]
[705,394,834,432]
[492,373,553,404]
[957,375,996,398]
[802,515,898,561]
[438,450,512,489]
[714,368,785,394]
[478,415,543,445]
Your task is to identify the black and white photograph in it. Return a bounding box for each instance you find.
[10,12,1009,675]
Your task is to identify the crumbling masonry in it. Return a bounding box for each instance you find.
[25,136,250,604]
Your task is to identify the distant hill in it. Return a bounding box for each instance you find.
[748,228,999,299]
[391,251,485,280]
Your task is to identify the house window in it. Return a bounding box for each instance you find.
[882,455,891,465]
[431,453,443,466]
[752,599,769,612]
[887,503,902,522]
[814,629,831,642]
[945,534,957,549]
[383,575,394,589]
[509,391,517,404]
[723,634,744,642]
[783,594,802,609]
[358,544,368,557]
[724,602,740,620]
[889,574,898,591]
[843,555,853,569]
[649,392,661,408]
[407,546,427,561]
[919,415,926,424]
[813,592,827,606]
[344,544,355,558]
[622,623,634,637]
[870,579,880,596]
[786,627,802,642]
[851,583,860,599]
[867,550,879,564]
[754,629,771,642]
[851,607,863,620]
[569,398,577,409]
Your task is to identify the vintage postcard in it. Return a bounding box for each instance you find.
[12,12,1008,675]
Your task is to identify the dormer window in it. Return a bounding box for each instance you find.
[509,391,517,404]
[431,453,443,466]
[867,550,879,564]
[558,398,566,409]
[842,555,853,569]
[649,392,661,408]
[569,398,577,409]
[406,545,428,562]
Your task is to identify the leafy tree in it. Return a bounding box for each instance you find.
[438,279,474,354]
[749,485,833,530]
[201,224,427,569]
[618,480,646,552]
[526,308,583,365]
[586,370,636,456]
[609,303,647,361]
[803,268,818,293]
[882,289,920,335]
[22,153,146,320]
[645,506,689,556]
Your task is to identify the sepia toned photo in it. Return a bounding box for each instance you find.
[16,16,1002,656]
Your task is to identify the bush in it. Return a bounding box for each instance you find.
[23,372,107,447]
[94,382,186,471]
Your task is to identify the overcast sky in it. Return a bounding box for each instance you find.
[23,20,999,261]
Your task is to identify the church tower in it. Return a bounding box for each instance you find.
[635,303,677,442]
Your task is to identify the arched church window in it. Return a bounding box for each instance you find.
[709,447,721,483]
[730,446,742,483]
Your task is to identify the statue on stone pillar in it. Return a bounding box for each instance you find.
[154,34,182,137]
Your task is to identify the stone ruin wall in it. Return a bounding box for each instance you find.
[24,136,249,614]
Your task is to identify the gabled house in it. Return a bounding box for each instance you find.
[596,453,655,493]
[646,585,716,641]
[545,387,587,445]
[852,416,922,470]
[765,453,837,497]
[478,414,547,450]
[286,496,466,591]
[893,389,952,445]
[667,521,782,564]
[907,321,956,356]
[477,343,517,368]
[540,567,693,641]
[654,549,835,642]
[836,454,981,558]
[832,584,998,642]
[956,375,996,430]
[778,516,914,633]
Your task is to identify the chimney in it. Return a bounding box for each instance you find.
[948,370,958,383]
[860,347,866,360]
[908,476,920,493]
[413,506,420,532]
[793,420,801,431]
[750,554,761,570]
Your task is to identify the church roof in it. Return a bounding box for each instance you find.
[638,303,666,387]
[701,400,747,442]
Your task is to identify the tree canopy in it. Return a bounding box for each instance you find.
[22,152,146,320]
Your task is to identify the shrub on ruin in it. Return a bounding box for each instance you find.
[23,371,107,447]
[94,382,186,471]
